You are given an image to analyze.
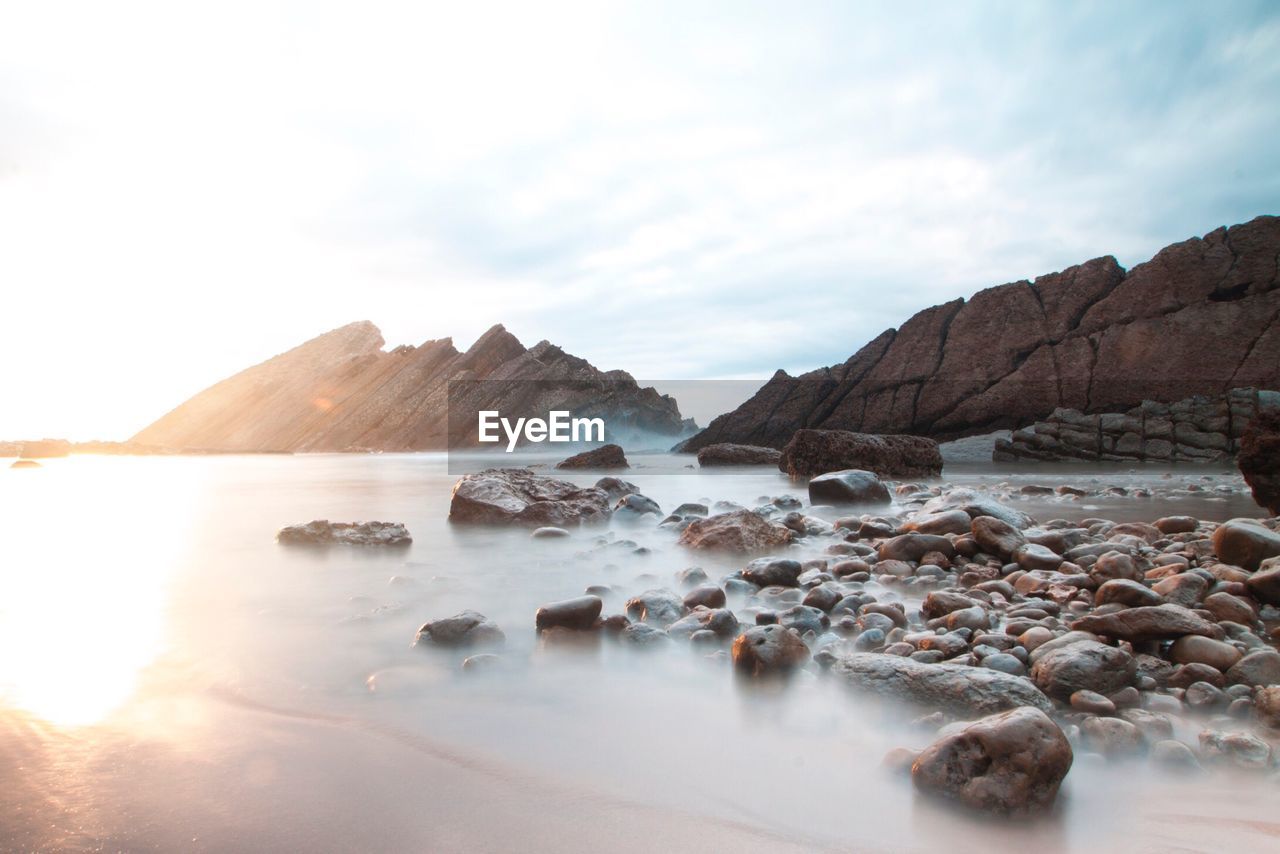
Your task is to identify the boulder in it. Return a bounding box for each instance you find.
[971,516,1026,557]
[778,429,942,478]
[624,590,687,627]
[911,707,1072,816]
[555,443,629,469]
[731,625,810,676]
[1169,635,1242,672]
[414,611,505,648]
[696,443,783,466]
[1029,640,1136,701]
[832,653,1053,715]
[1238,408,1280,515]
[1071,604,1217,641]
[1093,579,1165,608]
[667,608,740,640]
[594,476,640,502]
[535,596,602,632]
[449,468,612,526]
[1225,649,1280,687]
[677,510,793,553]
[277,519,412,546]
[1245,561,1280,606]
[741,557,803,588]
[1212,518,1280,571]
[806,469,891,505]
[877,533,955,562]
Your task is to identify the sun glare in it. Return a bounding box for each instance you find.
[0,458,202,727]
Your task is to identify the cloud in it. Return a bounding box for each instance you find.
[0,0,1277,438]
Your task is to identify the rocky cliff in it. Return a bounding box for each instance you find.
[132,323,686,452]
[681,215,1280,451]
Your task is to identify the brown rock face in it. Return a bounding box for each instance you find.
[133,322,685,452]
[1239,408,1280,514]
[912,707,1073,816]
[777,429,942,477]
[676,510,793,553]
[695,443,782,466]
[680,216,1280,449]
[448,468,612,527]
[555,443,628,470]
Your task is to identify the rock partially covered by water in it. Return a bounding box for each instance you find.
[911,707,1073,816]
[449,468,611,527]
[696,443,782,466]
[778,429,943,478]
[277,519,412,545]
[807,469,891,505]
[1238,407,1280,515]
[832,653,1053,715]
[535,595,603,632]
[731,625,810,676]
[677,510,793,553]
[415,610,505,648]
[555,443,629,470]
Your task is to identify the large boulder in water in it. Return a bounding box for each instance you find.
[449,468,612,526]
[911,707,1073,816]
[778,429,942,478]
[832,653,1053,715]
[277,520,412,545]
[1239,407,1280,515]
[677,510,793,553]
[807,469,891,505]
[696,443,782,466]
[556,443,629,470]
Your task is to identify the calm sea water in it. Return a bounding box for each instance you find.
[0,453,1273,852]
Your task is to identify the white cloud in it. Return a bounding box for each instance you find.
[0,0,1277,438]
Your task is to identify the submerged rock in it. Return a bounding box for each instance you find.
[731,625,810,676]
[911,707,1072,816]
[696,443,782,466]
[449,468,611,527]
[556,443,629,470]
[414,610,505,649]
[676,510,793,553]
[535,596,603,632]
[832,653,1053,715]
[277,520,412,545]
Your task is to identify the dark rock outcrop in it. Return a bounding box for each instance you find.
[133,322,686,452]
[778,429,942,477]
[448,468,612,527]
[276,520,412,545]
[680,216,1280,449]
[695,443,782,466]
[996,388,1277,462]
[555,443,628,470]
[1239,407,1280,514]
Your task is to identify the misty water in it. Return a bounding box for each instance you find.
[1,453,1276,852]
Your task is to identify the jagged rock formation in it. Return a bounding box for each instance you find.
[681,215,1280,451]
[133,322,685,452]
[995,389,1279,462]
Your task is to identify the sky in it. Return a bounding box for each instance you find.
[1,0,1278,440]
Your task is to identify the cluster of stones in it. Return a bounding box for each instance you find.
[422,465,1280,816]
[995,388,1277,463]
